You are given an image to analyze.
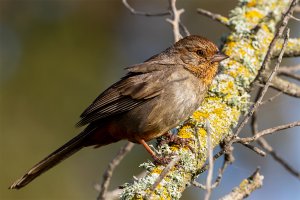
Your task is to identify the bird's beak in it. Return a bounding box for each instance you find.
[210,53,229,63]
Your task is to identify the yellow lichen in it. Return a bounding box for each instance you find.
[239,179,250,189]
[219,80,236,97]
[220,16,229,24]
[152,168,163,174]
[121,0,291,198]
[231,107,240,122]
[227,81,234,89]
[261,24,271,33]
[247,0,256,7]
[192,110,209,120]
[161,188,172,200]
[177,125,193,138]
[226,65,251,79]
[170,145,179,151]
[226,41,236,50]
[198,128,207,137]
[238,65,251,76]
[245,10,264,23]
[212,107,225,116]
[206,96,222,102]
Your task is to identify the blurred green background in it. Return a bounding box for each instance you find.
[1,0,299,199]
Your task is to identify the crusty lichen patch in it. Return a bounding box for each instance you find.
[274,38,300,57]
[120,0,292,199]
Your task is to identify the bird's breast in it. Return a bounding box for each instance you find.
[102,68,207,143]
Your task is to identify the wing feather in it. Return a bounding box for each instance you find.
[76,62,176,127]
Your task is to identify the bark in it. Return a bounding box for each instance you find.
[120,0,298,199]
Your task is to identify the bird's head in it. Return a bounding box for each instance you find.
[173,35,228,85]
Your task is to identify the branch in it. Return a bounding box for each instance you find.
[198,149,227,174]
[251,121,300,140]
[290,14,300,21]
[199,119,300,181]
[268,75,300,97]
[262,142,300,178]
[204,121,214,200]
[295,4,300,12]
[279,64,300,72]
[278,71,300,81]
[219,169,264,200]
[273,38,300,58]
[257,0,298,74]
[147,156,180,199]
[260,65,300,98]
[277,64,300,81]
[197,8,230,28]
[122,0,169,16]
[122,0,188,42]
[96,142,134,200]
[166,0,184,42]
[234,28,290,136]
[260,92,282,106]
[236,120,300,144]
[193,140,233,190]
[239,143,266,157]
[251,113,300,179]
[120,1,299,199]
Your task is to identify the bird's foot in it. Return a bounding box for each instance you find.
[152,153,175,165]
[138,138,176,165]
[158,132,195,153]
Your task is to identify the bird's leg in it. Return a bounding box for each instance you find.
[139,139,156,158]
[158,132,195,153]
[138,139,172,164]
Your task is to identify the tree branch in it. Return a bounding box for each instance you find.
[120,1,299,199]
[122,0,170,16]
[234,28,290,136]
[166,0,184,42]
[147,156,180,199]
[252,113,300,179]
[197,8,230,28]
[219,168,264,200]
[295,4,300,12]
[268,75,300,97]
[256,0,298,74]
[277,64,300,81]
[204,121,214,200]
[260,64,300,98]
[96,142,134,200]
[273,38,300,58]
[122,0,187,42]
[235,120,300,144]
[278,64,300,73]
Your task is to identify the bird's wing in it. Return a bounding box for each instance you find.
[76,62,176,127]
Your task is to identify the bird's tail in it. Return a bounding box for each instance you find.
[9,127,97,189]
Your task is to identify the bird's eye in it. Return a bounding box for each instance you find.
[196,50,204,56]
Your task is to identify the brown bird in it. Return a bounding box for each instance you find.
[9,35,228,189]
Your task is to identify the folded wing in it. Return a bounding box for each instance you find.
[76,63,174,127]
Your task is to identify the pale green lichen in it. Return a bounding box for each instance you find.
[139,161,156,172]
[120,0,292,199]
[274,38,300,57]
[219,16,230,25]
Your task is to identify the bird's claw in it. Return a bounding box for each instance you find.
[158,132,195,153]
[152,153,175,165]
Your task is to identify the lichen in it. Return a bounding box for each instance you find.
[120,0,292,199]
[274,38,300,57]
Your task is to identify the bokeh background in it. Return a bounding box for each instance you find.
[1,0,299,199]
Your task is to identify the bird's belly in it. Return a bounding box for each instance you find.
[111,87,204,143]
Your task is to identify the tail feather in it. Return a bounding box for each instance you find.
[9,127,96,189]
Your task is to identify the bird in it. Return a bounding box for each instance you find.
[9,35,228,189]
